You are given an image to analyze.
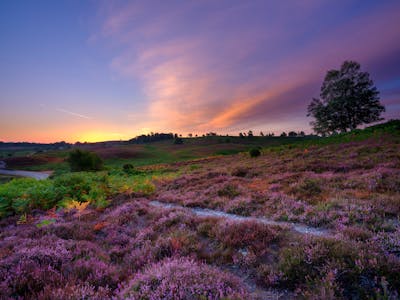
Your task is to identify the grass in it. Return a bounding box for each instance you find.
[0,167,178,218]
[0,120,399,299]
[0,174,15,184]
[0,135,317,172]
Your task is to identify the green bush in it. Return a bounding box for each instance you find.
[0,178,57,217]
[249,148,261,157]
[0,166,170,219]
[67,149,103,172]
[54,173,92,202]
[0,172,111,218]
[122,163,141,175]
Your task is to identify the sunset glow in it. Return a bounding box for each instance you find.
[1,1,399,142]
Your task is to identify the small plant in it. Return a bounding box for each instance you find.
[122,163,141,175]
[231,167,248,177]
[218,184,240,198]
[67,149,103,172]
[36,218,56,228]
[302,178,321,193]
[173,137,183,144]
[249,148,261,157]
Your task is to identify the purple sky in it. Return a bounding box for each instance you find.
[1,0,399,142]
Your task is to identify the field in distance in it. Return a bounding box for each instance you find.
[0,120,399,299]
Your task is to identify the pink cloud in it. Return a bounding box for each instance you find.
[94,1,400,134]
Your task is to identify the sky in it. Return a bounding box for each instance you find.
[0,0,399,143]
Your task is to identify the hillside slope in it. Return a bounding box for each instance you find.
[0,120,399,299]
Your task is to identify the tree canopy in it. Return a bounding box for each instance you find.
[307,61,385,135]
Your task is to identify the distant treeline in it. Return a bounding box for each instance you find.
[1,129,316,149]
[128,133,175,144]
[0,141,71,150]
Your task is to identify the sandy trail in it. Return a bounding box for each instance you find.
[149,200,332,237]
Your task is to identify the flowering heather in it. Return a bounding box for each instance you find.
[0,124,399,299]
[116,257,249,300]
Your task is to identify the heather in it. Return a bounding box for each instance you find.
[117,257,248,299]
[0,121,400,299]
[157,130,400,232]
[0,200,278,299]
[1,196,399,299]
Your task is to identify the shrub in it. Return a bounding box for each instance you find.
[231,167,248,177]
[291,178,322,203]
[55,172,109,205]
[249,148,261,157]
[0,178,57,217]
[122,163,141,175]
[214,220,280,253]
[217,184,240,198]
[67,149,103,172]
[117,257,248,299]
[173,138,184,145]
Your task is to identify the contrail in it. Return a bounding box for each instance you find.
[56,108,91,119]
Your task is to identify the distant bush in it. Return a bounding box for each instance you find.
[173,137,184,144]
[249,148,261,157]
[67,149,103,172]
[123,163,133,171]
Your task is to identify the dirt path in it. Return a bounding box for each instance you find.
[0,169,50,180]
[149,200,332,237]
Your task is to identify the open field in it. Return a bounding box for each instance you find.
[1,135,316,173]
[0,121,399,299]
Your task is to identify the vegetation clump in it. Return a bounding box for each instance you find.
[122,163,141,175]
[173,137,184,144]
[67,149,103,172]
[117,257,248,299]
[249,148,261,157]
[231,167,249,177]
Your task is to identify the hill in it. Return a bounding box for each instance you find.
[0,120,399,299]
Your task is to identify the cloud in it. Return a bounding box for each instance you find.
[95,1,400,133]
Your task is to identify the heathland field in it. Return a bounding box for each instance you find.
[1,120,400,299]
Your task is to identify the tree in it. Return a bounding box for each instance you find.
[308,61,384,135]
[67,149,103,172]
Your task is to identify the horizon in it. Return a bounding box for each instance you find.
[0,118,395,144]
[1,1,400,143]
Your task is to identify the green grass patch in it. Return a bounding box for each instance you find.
[0,167,178,219]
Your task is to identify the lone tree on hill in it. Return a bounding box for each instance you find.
[307,60,385,135]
